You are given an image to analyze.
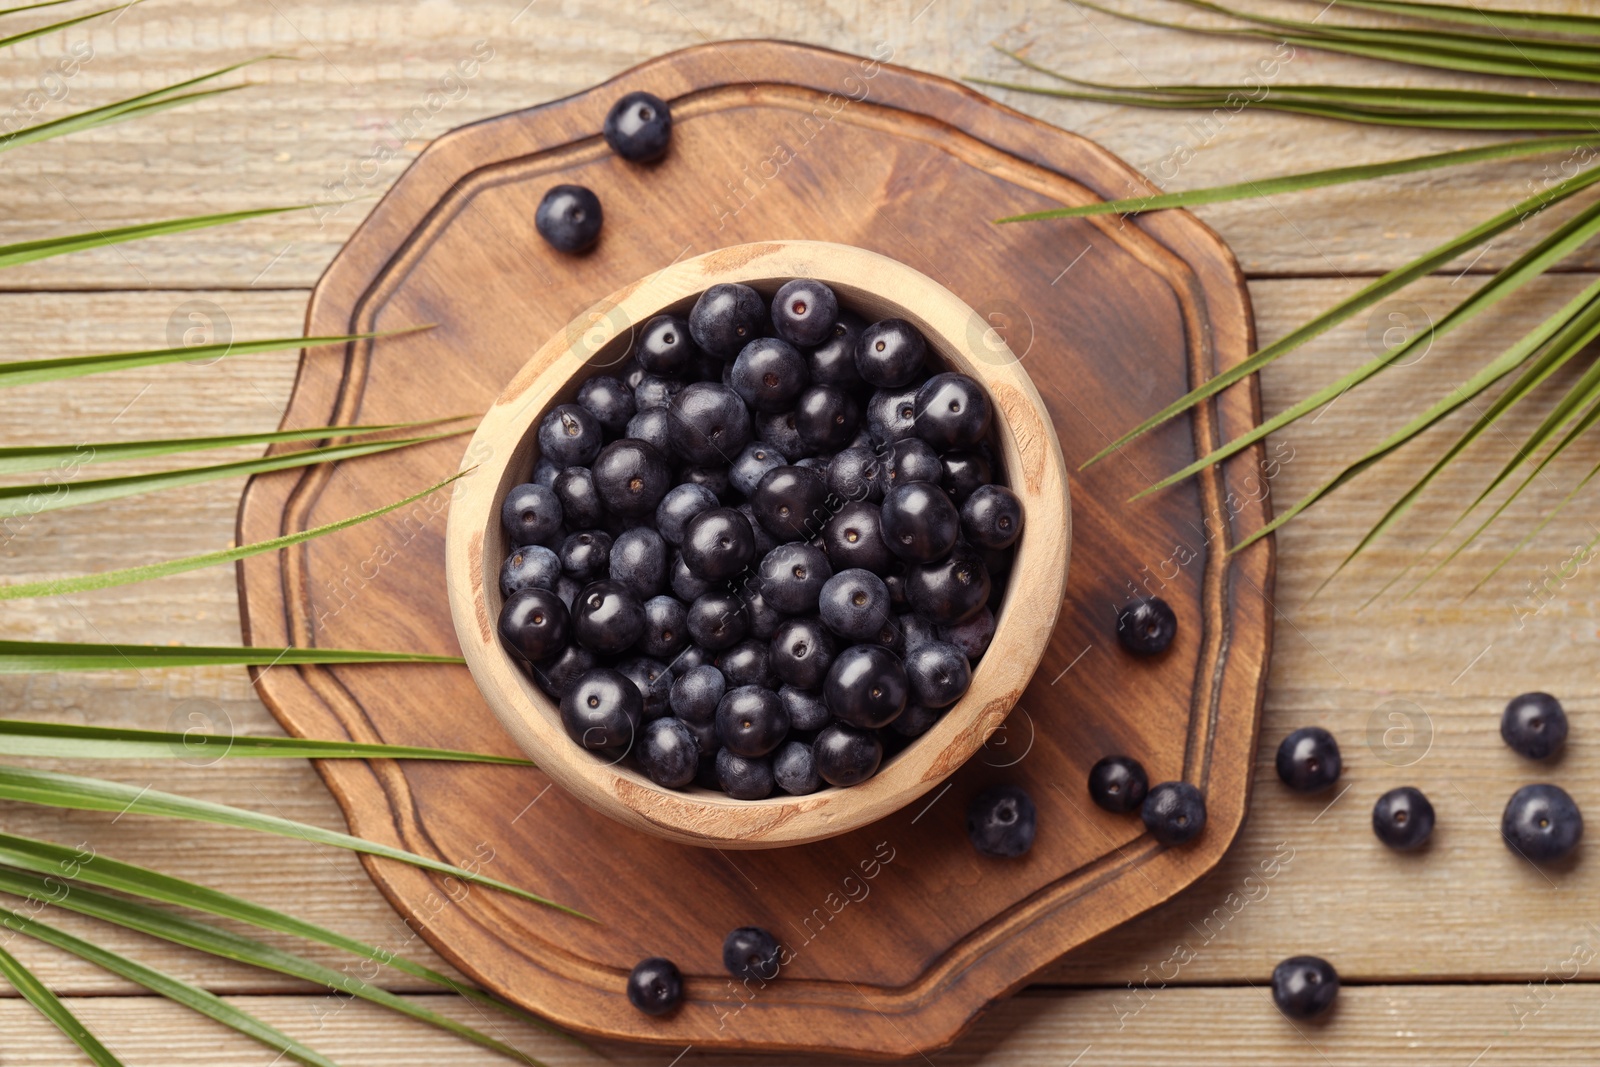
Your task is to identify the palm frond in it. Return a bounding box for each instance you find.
[3,907,340,1067]
[1302,0,1600,38]
[0,719,530,763]
[0,3,130,55]
[0,204,313,272]
[0,766,590,918]
[0,639,463,671]
[0,937,122,1066]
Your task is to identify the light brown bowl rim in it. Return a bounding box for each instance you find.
[444,240,1070,849]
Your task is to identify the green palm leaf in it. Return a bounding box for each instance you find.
[0,830,555,1030]
[3,907,340,1067]
[995,135,1600,222]
[0,639,463,671]
[0,329,423,388]
[0,719,531,763]
[0,430,459,519]
[1329,0,1600,36]
[1080,162,1600,468]
[0,937,121,1066]
[0,417,467,475]
[1133,195,1600,500]
[0,3,129,54]
[0,204,314,272]
[0,471,465,600]
[0,765,590,919]
[0,868,546,1065]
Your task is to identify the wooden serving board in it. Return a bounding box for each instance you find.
[235,41,1273,1058]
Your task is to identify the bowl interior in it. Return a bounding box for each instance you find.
[450,241,1068,848]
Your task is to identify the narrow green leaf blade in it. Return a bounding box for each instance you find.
[0,719,531,763]
[1080,161,1600,468]
[0,431,458,519]
[0,4,131,54]
[0,204,310,272]
[0,471,464,600]
[0,766,590,919]
[0,417,466,475]
[1323,0,1600,37]
[0,639,463,671]
[0,831,554,1029]
[0,938,121,1067]
[1134,195,1600,499]
[0,329,421,389]
[997,136,1600,222]
[0,868,547,1066]
[3,909,341,1067]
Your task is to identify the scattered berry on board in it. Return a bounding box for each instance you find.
[603,90,672,162]
[1501,783,1583,863]
[495,274,1019,799]
[967,784,1037,858]
[1140,781,1206,845]
[533,184,603,253]
[1500,691,1568,760]
[1371,786,1435,851]
[1271,956,1339,1020]
[1275,726,1342,793]
[1115,595,1176,655]
[626,957,683,1016]
[1088,755,1149,814]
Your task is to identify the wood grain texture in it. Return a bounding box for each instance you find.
[231,41,1271,1057]
[448,240,1072,849]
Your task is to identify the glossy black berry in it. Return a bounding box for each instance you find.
[877,438,943,496]
[856,318,926,389]
[634,314,696,376]
[866,386,919,446]
[626,408,672,454]
[592,439,672,518]
[1276,727,1342,793]
[779,685,829,731]
[669,551,712,602]
[1372,786,1434,851]
[716,685,789,757]
[819,568,893,642]
[497,587,570,662]
[538,403,604,467]
[608,527,667,599]
[826,446,883,504]
[1141,781,1206,845]
[770,615,836,689]
[715,748,774,800]
[772,278,839,347]
[749,464,829,542]
[1502,783,1583,863]
[794,385,861,453]
[637,717,698,789]
[881,481,960,564]
[961,484,1023,550]
[681,507,755,582]
[716,638,772,688]
[603,90,672,162]
[667,382,752,465]
[626,956,683,1016]
[1116,596,1177,655]
[689,283,766,359]
[668,663,725,724]
[737,501,778,556]
[1088,755,1149,814]
[773,740,822,795]
[729,441,787,497]
[576,375,635,435]
[891,702,940,738]
[899,613,939,653]
[637,594,688,659]
[939,450,992,504]
[1271,956,1339,1020]
[807,310,866,387]
[967,785,1037,858]
[903,640,971,709]
[534,184,602,253]
[722,926,782,983]
[617,656,672,719]
[654,482,718,546]
[500,483,563,546]
[571,579,646,655]
[552,467,605,529]
[686,591,749,651]
[824,643,907,728]
[1501,692,1568,760]
[813,722,882,786]
[741,588,783,641]
[906,546,991,625]
[941,609,995,660]
[560,667,641,751]
[913,373,991,450]
[558,530,612,581]
[730,336,808,413]
[530,643,595,700]
[500,544,560,597]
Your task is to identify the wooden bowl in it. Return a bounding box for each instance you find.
[444,240,1069,849]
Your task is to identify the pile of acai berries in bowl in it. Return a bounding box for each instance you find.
[443,242,1071,846]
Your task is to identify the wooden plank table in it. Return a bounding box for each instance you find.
[1,1,1597,1062]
